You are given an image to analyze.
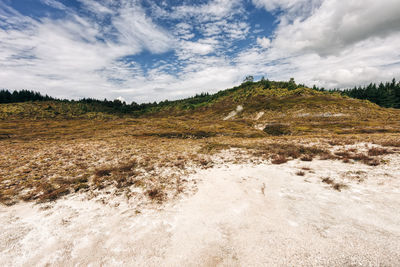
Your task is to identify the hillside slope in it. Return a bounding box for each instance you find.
[145,81,400,136]
[1,81,400,138]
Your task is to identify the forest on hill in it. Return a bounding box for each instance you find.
[0,79,305,115]
[1,78,400,112]
[323,78,400,108]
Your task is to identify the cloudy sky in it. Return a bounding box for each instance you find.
[1,0,400,103]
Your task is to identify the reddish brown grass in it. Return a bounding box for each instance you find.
[321,177,334,184]
[300,155,313,161]
[271,155,288,164]
[146,187,165,202]
[368,147,391,156]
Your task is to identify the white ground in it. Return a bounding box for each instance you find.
[223,105,243,120]
[1,156,400,266]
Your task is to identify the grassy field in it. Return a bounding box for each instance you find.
[1,83,400,205]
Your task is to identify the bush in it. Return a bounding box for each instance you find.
[271,155,288,164]
[368,147,390,156]
[263,124,291,136]
[300,155,313,161]
[146,187,165,202]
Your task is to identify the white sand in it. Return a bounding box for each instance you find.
[223,105,243,120]
[1,156,400,266]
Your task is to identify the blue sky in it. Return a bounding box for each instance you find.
[1,0,400,103]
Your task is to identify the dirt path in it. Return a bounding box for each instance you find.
[1,159,400,266]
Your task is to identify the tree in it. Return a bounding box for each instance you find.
[260,78,271,89]
[337,78,400,108]
[288,78,296,90]
[243,75,254,83]
[394,80,400,108]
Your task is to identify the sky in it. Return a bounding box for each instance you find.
[0,0,400,103]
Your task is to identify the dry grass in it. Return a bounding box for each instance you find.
[330,147,391,166]
[0,111,399,205]
[321,177,334,185]
[368,147,391,156]
[321,177,348,192]
[146,187,166,203]
[300,155,313,161]
[342,170,367,183]
[261,183,266,195]
[271,155,288,164]
[2,84,400,205]
[332,183,348,192]
[379,140,400,147]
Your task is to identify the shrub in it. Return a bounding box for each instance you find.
[300,155,313,161]
[263,124,291,136]
[380,140,400,147]
[368,147,390,156]
[332,183,348,192]
[321,177,334,184]
[342,157,351,163]
[95,168,112,177]
[321,177,348,191]
[146,187,165,202]
[118,160,137,172]
[271,154,288,164]
[39,185,70,202]
[74,183,89,192]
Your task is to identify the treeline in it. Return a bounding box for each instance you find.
[318,78,400,108]
[0,79,314,115]
[0,89,55,103]
[0,89,146,114]
[2,78,400,112]
[342,78,400,108]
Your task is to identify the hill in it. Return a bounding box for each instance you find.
[1,79,400,206]
[1,80,400,140]
[151,81,400,136]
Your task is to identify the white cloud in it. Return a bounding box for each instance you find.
[253,0,308,11]
[174,22,195,40]
[1,0,400,103]
[116,96,126,102]
[112,3,173,54]
[78,0,114,15]
[40,0,67,10]
[172,0,243,21]
[0,1,177,100]
[270,0,400,55]
[245,0,400,88]
[252,0,323,20]
[256,37,271,49]
[181,41,214,55]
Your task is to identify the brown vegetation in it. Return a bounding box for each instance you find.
[368,147,391,156]
[321,177,348,192]
[300,155,313,161]
[296,171,305,176]
[146,187,166,202]
[1,86,400,205]
[271,155,288,164]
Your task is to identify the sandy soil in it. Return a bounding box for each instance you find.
[1,155,400,266]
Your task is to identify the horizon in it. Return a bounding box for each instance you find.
[2,77,399,108]
[1,0,400,103]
